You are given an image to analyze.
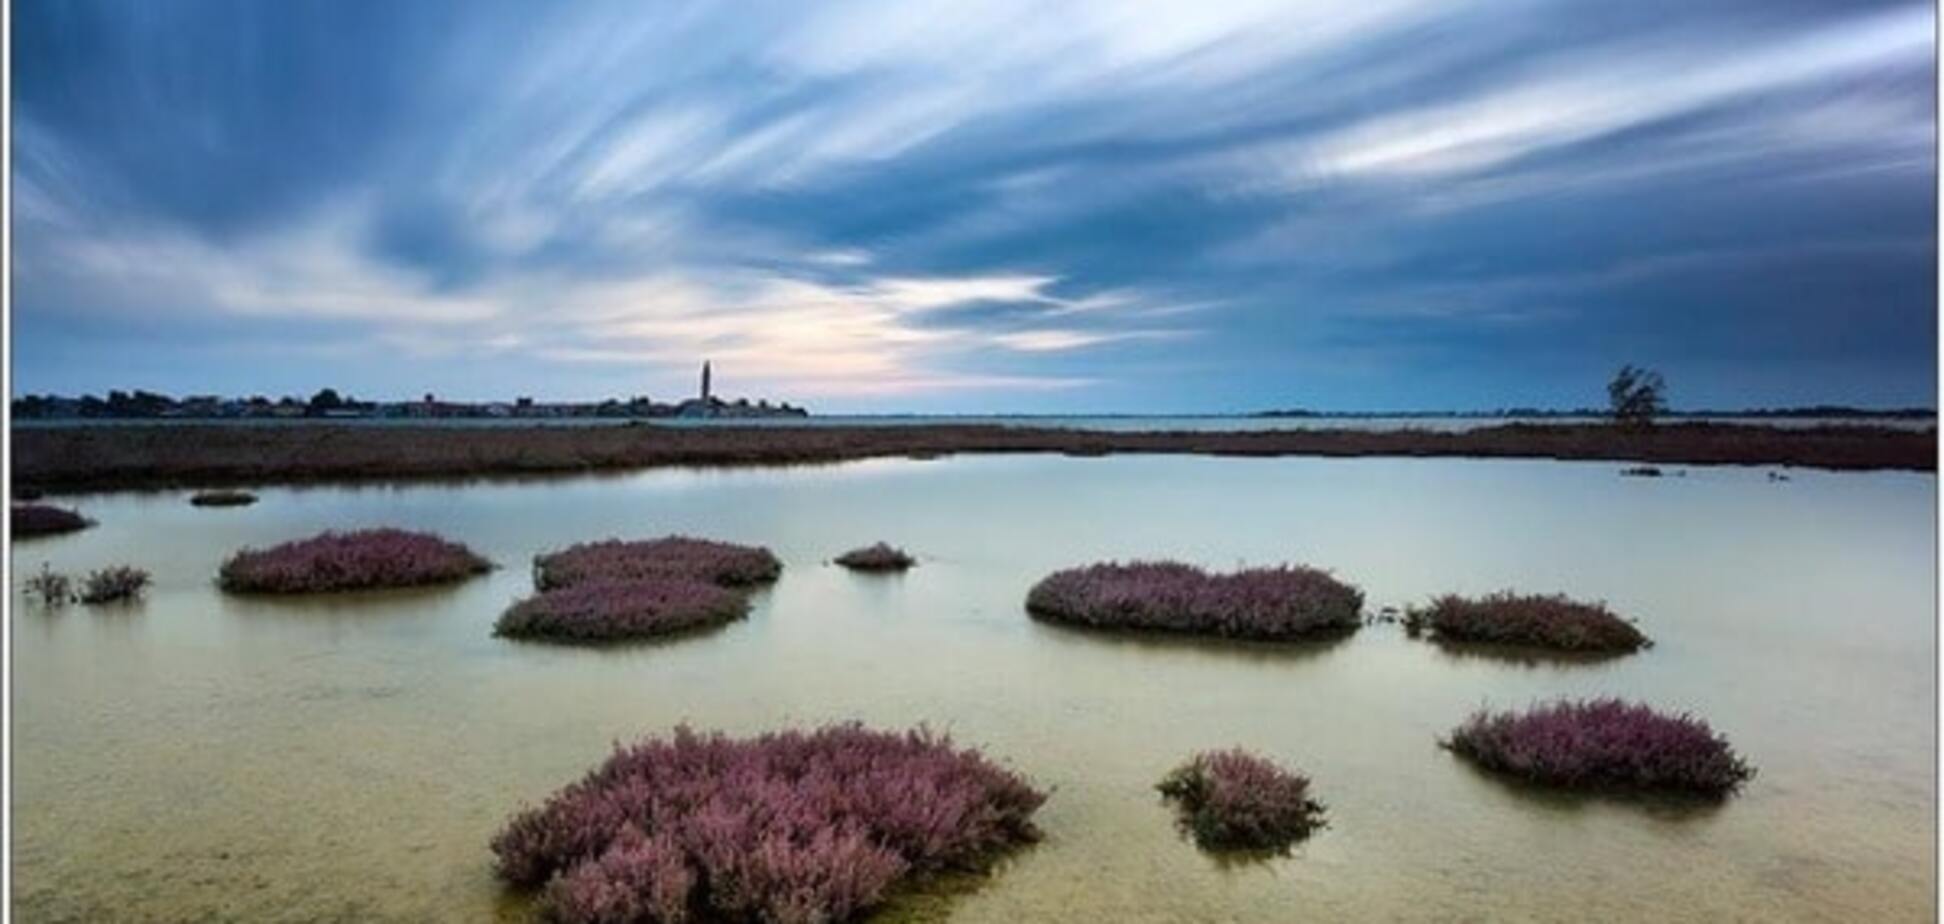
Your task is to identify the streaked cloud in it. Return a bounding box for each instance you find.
[10,0,1934,410]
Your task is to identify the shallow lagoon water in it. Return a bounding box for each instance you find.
[10,454,1935,922]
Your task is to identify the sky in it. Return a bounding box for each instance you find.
[10,0,1938,413]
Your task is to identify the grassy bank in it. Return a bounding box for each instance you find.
[11,420,1933,491]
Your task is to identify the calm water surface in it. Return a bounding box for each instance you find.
[10,455,1935,922]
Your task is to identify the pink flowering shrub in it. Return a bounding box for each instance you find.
[834,543,915,573]
[495,579,749,642]
[79,565,152,604]
[1157,749,1326,851]
[543,825,699,924]
[536,537,782,591]
[493,724,1046,924]
[12,503,90,538]
[1405,592,1648,654]
[218,528,491,593]
[1443,699,1755,796]
[1026,561,1362,641]
[190,489,258,507]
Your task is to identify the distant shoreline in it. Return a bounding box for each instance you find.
[11,421,1933,493]
[11,408,1935,425]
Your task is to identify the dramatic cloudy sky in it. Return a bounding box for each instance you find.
[11,0,1936,411]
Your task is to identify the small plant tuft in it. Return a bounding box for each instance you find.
[24,565,72,606]
[1404,591,1648,654]
[190,489,258,507]
[219,528,491,594]
[492,724,1046,924]
[1443,698,1754,797]
[1026,561,1362,641]
[78,565,152,604]
[835,542,916,572]
[1157,749,1326,851]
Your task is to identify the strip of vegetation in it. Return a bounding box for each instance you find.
[1026,561,1363,641]
[1158,749,1326,852]
[218,528,491,593]
[12,503,91,538]
[494,578,749,642]
[835,542,916,572]
[1443,698,1755,797]
[190,489,258,507]
[535,536,781,590]
[12,420,1932,493]
[1404,592,1648,654]
[492,724,1046,924]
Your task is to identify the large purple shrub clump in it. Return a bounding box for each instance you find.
[492,724,1046,924]
[834,542,915,573]
[495,579,749,642]
[1025,561,1362,641]
[218,528,491,593]
[536,536,782,591]
[1406,592,1648,654]
[1444,698,1755,797]
[12,503,91,538]
[1157,749,1326,851]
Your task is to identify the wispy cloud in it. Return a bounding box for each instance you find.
[1282,5,1931,186]
[11,0,1934,409]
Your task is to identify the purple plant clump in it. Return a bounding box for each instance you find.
[12,503,91,538]
[218,528,492,593]
[78,565,152,604]
[493,724,1046,924]
[834,542,916,573]
[536,536,782,591]
[1157,749,1326,851]
[1025,561,1362,641]
[1405,592,1649,654]
[190,489,258,507]
[1444,698,1755,797]
[496,578,749,642]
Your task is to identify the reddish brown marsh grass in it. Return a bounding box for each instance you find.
[1406,592,1648,654]
[1444,699,1754,797]
[1158,749,1326,851]
[495,579,749,643]
[492,724,1045,924]
[219,528,491,593]
[1027,561,1362,641]
[834,542,916,572]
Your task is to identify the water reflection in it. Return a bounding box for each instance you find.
[1414,636,1638,668]
[1446,754,1733,822]
[1024,618,1356,668]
